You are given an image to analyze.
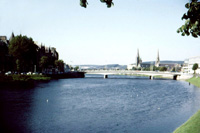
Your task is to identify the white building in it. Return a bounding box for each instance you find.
[127,64,136,70]
[64,64,71,72]
[182,56,200,74]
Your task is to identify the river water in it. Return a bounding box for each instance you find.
[0,75,200,133]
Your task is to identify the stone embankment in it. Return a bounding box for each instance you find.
[177,74,193,80]
[47,72,85,79]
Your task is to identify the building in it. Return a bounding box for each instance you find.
[140,62,151,68]
[0,32,15,45]
[37,44,59,60]
[127,64,136,70]
[159,63,181,71]
[127,49,183,71]
[182,56,200,74]
[64,64,71,72]
[0,36,8,45]
[36,44,59,73]
[0,32,60,73]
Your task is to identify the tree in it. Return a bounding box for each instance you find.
[172,67,176,72]
[177,0,200,38]
[0,41,8,72]
[80,0,114,8]
[153,66,159,71]
[55,60,64,72]
[159,66,167,71]
[74,66,79,71]
[40,56,49,72]
[16,59,20,73]
[9,35,38,72]
[192,63,198,74]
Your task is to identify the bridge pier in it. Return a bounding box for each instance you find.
[149,75,154,80]
[173,75,178,80]
[104,75,108,79]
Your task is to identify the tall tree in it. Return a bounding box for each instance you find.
[159,66,167,71]
[80,0,114,8]
[177,0,200,38]
[55,60,64,72]
[74,66,79,71]
[0,41,8,72]
[9,35,38,72]
[39,56,49,73]
[192,63,198,74]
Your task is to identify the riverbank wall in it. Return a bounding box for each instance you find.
[177,74,193,80]
[47,72,85,79]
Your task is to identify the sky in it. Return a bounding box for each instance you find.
[0,0,199,65]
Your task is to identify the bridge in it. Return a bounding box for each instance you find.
[82,70,183,80]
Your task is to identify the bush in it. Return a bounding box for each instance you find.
[159,66,167,71]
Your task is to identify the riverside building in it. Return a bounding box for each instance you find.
[182,56,200,74]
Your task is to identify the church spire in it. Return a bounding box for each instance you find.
[137,48,139,58]
[155,49,160,67]
[9,32,15,42]
[136,49,141,68]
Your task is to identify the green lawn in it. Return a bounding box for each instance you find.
[173,77,200,133]
[0,74,51,82]
[174,110,200,133]
[186,77,200,88]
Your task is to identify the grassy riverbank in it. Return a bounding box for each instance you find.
[186,77,200,88]
[0,75,51,87]
[0,75,51,82]
[173,77,200,133]
[0,72,85,86]
[0,75,50,86]
[174,110,200,133]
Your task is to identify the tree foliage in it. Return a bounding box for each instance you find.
[74,66,79,71]
[16,59,20,72]
[9,35,38,72]
[55,60,64,72]
[80,0,114,8]
[192,63,198,74]
[172,67,176,72]
[40,56,49,71]
[159,66,167,71]
[0,41,9,72]
[177,0,200,38]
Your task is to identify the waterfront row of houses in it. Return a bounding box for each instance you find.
[182,56,200,74]
[0,33,70,73]
[0,33,59,61]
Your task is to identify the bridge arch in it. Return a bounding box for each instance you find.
[173,75,180,80]
[104,75,108,79]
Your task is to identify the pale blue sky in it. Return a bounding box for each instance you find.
[0,0,199,65]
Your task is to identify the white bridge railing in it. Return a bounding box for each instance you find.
[81,70,188,80]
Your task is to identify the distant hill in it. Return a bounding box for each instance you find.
[142,60,184,64]
[73,60,184,70]
[74,64,127,70]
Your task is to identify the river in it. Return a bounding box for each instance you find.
[0,75,200,133]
